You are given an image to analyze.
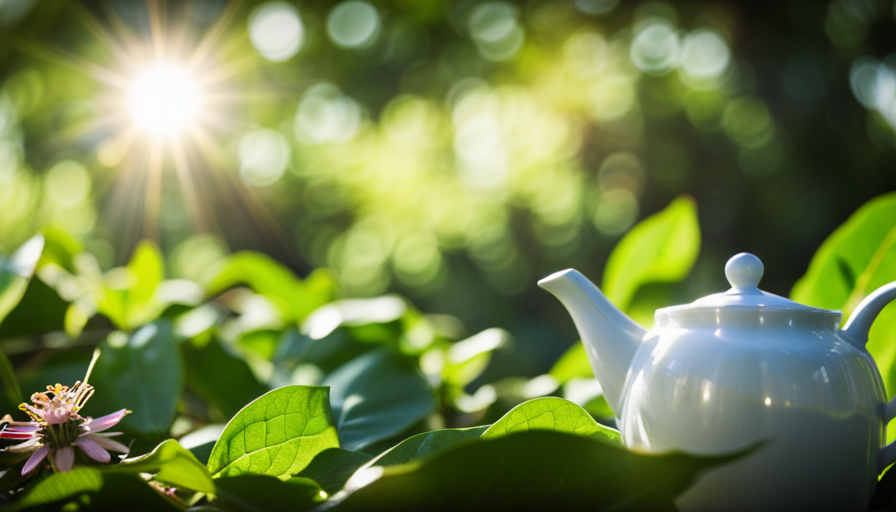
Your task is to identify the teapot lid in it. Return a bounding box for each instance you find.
[658,253,838,317]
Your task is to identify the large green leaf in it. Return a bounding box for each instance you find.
[213,474,326,511]
[328,430,745,511]
[790,192,896,443]
[323,348,435,451]
[602,195,700,312]
[295,448,373,494]
[182,336,268,421]
[113,439,216,493]
[369,426,488,468]
[0,234,44,326]
[93,321,184,438]
[10,468,181,511]
[208,252,337,322]
[482,397,621,444]
[792,192,896,312]
[207,385,340,479]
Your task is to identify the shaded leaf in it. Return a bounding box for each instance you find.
[93,321,184,438]
[113,439,216,493]
[294,448,373,494]
[0,235,44,326]
[0,349,21,415]
[369,426,488,468]
[10,468,180,511]
[207,386,339,479]
[482,397,620,444]
[328,431,744,512]
[213,474,325,512]
[183,336,268,420]
[602,195,700,312]
[323,348,434,451]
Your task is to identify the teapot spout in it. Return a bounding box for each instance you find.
[539,269,647,416]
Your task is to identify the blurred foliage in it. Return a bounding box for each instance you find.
[0,0,894,381]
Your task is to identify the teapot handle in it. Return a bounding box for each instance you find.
[842,282,896,472]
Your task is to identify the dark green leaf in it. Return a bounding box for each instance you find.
[112,439,216,493]
[329,431,744,512]
[93,321,184,438]
[294,448,372,494]
[602,195,700,313]
[207,386,339,479]
[323,348,435,451]
[10,468,181,511]
[213,474,325,512]
[482,397,621,444]
[0,235,44,326]
[369,426,487,468]
[0,349,21,414]
[183,336,268,420]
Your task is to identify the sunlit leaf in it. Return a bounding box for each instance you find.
[295,448,373,494]
[481,397,621,444]
[442,328,509,388]
[548,342,591,384]
[208,252,337,322]
[602,195,700,312]
[0,234,44,326]
[302,295,408,340]
[213,474,326,512]
[112,439,216,493]
[369,426,488,468]
[207,385,339,479]
[329,431,745,511]
[93,321,184,438]
[323,348,435,451]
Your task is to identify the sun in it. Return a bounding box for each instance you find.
[128,63,202,137]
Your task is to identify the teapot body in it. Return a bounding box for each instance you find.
[618,310,885,512]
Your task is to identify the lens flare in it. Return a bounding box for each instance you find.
[128,64,201,136]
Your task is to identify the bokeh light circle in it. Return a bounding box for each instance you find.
[248,2,304,62]
[326,1,381,49]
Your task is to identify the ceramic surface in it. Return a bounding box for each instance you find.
[538,253,896,512]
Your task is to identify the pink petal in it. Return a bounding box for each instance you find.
[74,437,110,463]
[7,436,42,453]
[21,445,49,475]
[83,409,129,433]
[52,446,75,472]
[86,434,129,454]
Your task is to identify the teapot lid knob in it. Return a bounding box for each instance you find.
[725,253,763,289]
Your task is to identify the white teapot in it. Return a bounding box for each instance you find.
[539,253,896,512]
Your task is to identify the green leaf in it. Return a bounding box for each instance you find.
[481,397,621,444]
[302,296,408,340]
[0,234,44,326]
[0,349,22,414]
[207,385,340,479]
[791,192,896,313]
[183,336,269,420]
[93,321,184,438]
[441,328,509,388]
[10,468,181,511]
[602,195,700,312]
[369,426,488,468]
[790,192,896,444]
[112,439,216,493]
[208,253,336,322]
[548,342,591,384]
[323,348,435,451]
[328,431,745,512]
[97,241,166,329]
[294,448,373,494]
[213,474,326,512]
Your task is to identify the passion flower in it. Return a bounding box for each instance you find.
[0,351,131,475]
